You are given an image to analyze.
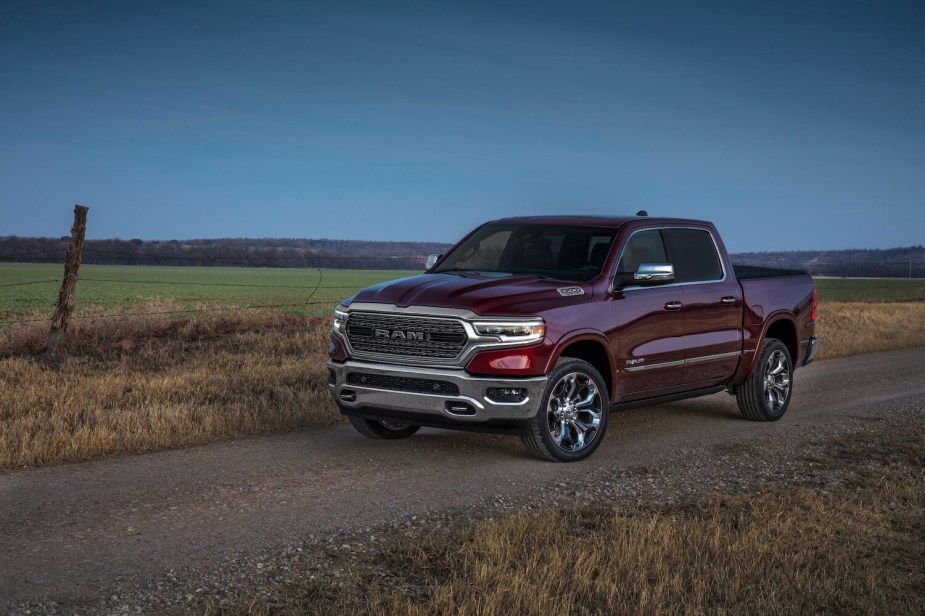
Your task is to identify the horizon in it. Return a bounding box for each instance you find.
[2,232,923,257]
[2,1,923,253]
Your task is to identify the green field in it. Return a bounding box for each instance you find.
[2,264,924,327]
[0,263,412,324]
[814,277,925,302]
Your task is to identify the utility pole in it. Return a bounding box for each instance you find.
[47,205,89,354]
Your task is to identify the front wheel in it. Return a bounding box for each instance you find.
[521,359,610,462]
[736,339,793,421]
[348,416,421,439]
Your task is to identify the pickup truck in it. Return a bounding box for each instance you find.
[327,215,818,462]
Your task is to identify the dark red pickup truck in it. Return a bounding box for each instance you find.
[328,215,818,461]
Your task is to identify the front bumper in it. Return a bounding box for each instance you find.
[327,359,547,425]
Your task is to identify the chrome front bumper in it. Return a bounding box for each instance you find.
[327,360,547,423]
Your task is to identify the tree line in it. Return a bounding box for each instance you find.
[0,236,452,270]
[2,235,923,277]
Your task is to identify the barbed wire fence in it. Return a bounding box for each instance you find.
[0,254,429,327]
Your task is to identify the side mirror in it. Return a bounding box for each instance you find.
[635,263,674,283]
[614,263,675,290]
[425,253,443,270]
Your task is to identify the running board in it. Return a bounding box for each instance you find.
[611,386,727,412]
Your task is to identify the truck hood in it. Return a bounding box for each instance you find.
[350,272,595,316]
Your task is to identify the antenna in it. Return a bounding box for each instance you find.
[636,210,648,217]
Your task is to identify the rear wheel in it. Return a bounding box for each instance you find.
[521,359,609,462]
[348,416,421,439]
[736,339,793,421]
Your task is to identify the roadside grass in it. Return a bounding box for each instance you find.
[0,294,923,469]
[815,301,925,359]
[0,304,340,468]
[216,420,925,615]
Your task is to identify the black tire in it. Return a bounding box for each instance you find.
[521,358,610,462]
[736,339,793,421]
[348,416,421,439]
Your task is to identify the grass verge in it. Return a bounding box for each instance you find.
[212,420,925,615]
[815,301,925,358]
[0,302,338,468]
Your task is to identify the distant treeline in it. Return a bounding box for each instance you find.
[732,246,925,278]
[2,235,924,277]
[0,236,453,270]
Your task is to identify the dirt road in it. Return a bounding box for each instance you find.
[3,347,925,609]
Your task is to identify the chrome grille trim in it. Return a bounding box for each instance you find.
[346,312,467,360]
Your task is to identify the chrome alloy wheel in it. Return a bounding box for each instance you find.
[763,349,791,413]
[545,371,603,452]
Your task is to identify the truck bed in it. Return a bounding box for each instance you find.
[733,264,809,279]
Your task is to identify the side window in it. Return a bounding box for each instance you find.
[617,229,669,275]
[664,228,724,283]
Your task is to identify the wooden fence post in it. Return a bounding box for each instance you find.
[46,205,89,354]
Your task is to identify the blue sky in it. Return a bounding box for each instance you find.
[1,0,923,252]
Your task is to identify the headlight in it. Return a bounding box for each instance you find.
[333,308,349,334]
[473,320,545,343]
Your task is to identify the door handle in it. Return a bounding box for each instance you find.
[664,301,683,311]
[720,296,737,305]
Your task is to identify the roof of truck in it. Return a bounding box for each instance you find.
[487,215,712,228]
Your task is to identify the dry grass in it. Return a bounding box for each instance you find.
[1,300,923,469]
[219,421,925,616]
[816,301,925,359]
[0,301,339,468]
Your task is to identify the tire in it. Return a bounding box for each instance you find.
[521,359,610,462]
[736,339,793,422]
[348,415,421,440]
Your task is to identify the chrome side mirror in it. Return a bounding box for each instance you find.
[425,253,443,270]
[634,263,674,283]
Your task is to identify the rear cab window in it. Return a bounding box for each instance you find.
[663,228,724,283]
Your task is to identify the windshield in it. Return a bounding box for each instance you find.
[434,223,618,282]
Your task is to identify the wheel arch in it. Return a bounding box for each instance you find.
[738,313,798,382]
[552,333,614,401]
[764,316,799,363]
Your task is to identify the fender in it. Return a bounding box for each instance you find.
[547,328,616,398]
[732,311,798,384]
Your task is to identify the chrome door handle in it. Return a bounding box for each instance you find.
[664,301,683,311]
[720,296,737,305]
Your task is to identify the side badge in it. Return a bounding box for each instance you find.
[557,286,585,297]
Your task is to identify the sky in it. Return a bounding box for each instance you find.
[1,1,923,253]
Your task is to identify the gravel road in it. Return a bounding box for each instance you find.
[3,346,925,613]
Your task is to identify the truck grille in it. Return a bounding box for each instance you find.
[346,372,460,396]
[345,312,468,360]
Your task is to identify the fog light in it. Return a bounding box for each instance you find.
[486,387,528,403]
[328,369,336,385]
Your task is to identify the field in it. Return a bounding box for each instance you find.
[814,276,925,302]
[0,263,409,322]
